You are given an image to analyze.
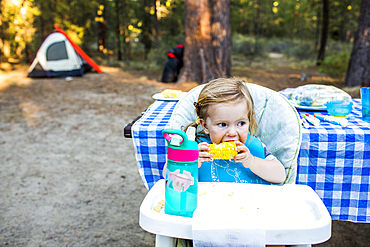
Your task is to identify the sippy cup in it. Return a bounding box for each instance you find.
[162,129,199,217]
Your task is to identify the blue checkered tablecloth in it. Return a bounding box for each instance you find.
[131,91,370,223]
[132,100,177,189]
[280,88,370,223]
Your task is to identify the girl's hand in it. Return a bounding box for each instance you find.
[198,142,212,168]
[234,141,255,168]
[234,141,286,184]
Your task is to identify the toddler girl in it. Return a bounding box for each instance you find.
[194,77,285,184]
[164,77,286,184]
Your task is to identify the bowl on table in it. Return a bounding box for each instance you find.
[325,101,353,117]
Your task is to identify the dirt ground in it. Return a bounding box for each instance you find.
[0,57,369,246]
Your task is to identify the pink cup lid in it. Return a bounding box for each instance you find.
[167,147,199,162]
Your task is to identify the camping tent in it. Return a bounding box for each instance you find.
[28,25,102,78]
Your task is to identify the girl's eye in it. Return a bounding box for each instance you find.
[217,123,226,127]
[238,121,246,126]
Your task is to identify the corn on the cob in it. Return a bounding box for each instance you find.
[161,89,183,98]
[208,141,237,160]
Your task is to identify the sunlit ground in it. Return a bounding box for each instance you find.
[0,65,33,92]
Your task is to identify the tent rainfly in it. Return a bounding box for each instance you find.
[28,25,102,78]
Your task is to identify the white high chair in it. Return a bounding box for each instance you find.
[139,82,331,246]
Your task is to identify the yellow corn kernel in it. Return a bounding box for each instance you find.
[208,141,237,160]
[153,200,165,213]
[161,89,182,98]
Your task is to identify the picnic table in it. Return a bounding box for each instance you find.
[130,89,370,223]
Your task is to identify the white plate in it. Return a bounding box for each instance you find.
[152,92,187,101]
[289,100,327,111]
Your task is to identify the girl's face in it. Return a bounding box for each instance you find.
[200,100,250,144]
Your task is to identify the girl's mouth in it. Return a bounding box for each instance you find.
[223,139,238,142]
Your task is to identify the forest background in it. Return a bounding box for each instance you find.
[0,0,364,87]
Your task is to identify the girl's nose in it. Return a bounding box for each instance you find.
[226,126,237,136]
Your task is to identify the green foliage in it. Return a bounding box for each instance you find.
[232,35,317,60]
[159,0,185,37]
[319,51,351,79]
[231,0,361,42]
[267,39,291,53]
[30,0,100,52]
[0,0,39,61]
[289,59,316,69]
[123,59,160,70]
[284,41,316,60]
[232,34,266,57]
[263,38,316,60]
[317,40,353,79]
[326,39,353,55]
[231,33,354,78]
[0,0,363,67]
[148,34,185,67]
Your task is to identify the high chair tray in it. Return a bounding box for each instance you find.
[139,179,331,245]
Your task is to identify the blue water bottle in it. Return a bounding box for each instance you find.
[162,128,199,217]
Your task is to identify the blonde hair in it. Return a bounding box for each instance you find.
[190,77,258,137]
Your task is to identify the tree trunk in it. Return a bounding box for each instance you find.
[0,6,4,65]
[345,0,370,87]
[314,4,321,51]
[116,0,122,61]
[254,0,261,36]
[211,0,231,77]
[179,0,231,84]
[97,0,108,52]
[317,0,329,65]
[122,0,130,61]
[254,0,261,56]
[153,0,160,46]
[142,0,152,60]
[338,6,348,42]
